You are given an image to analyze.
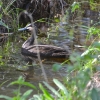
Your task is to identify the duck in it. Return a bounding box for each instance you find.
[18,23,69,63]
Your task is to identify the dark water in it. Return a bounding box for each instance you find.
[0,61,67,97]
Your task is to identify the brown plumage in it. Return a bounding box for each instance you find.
[18,23,69,62]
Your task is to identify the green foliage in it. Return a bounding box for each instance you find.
[3,0,16,14]
[0,21,10,29]
[53,79,71,100]
[88,27,100,35]
[32,79,71,100]
[43,81,61,98]
[20,90,33,100]
[71,2,80,12]
[0,95,12,100]
[91,88,100,100]
[9,76,36,89]
[39,83,53,100]
[0,0,100,100]
[88,0,100,11]
[0,76,35,100]
[0,90,33,100]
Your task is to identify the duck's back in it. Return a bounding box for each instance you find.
[21,45,69,60]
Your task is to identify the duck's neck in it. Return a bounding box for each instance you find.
[22,34,35,48]
[29,34,35,45]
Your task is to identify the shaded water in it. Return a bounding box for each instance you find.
[0,59,67,96]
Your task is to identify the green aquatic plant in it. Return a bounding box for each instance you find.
[0,76,36,100]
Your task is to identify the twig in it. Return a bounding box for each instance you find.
[24,11,48,83]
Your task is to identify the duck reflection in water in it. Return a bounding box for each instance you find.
[18,23,69,79]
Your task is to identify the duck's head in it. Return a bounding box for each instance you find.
[18,23,39,33]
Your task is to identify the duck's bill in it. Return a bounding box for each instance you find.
[18,27,27,31]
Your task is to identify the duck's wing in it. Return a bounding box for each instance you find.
[21,45,69,59]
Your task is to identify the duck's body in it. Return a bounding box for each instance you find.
[22,44,69,60]
[19,23,69,62]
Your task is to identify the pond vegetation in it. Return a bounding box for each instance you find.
[0,0,100,100]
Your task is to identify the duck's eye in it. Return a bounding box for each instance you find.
[25,27,31,32]
[26,27,33,31]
